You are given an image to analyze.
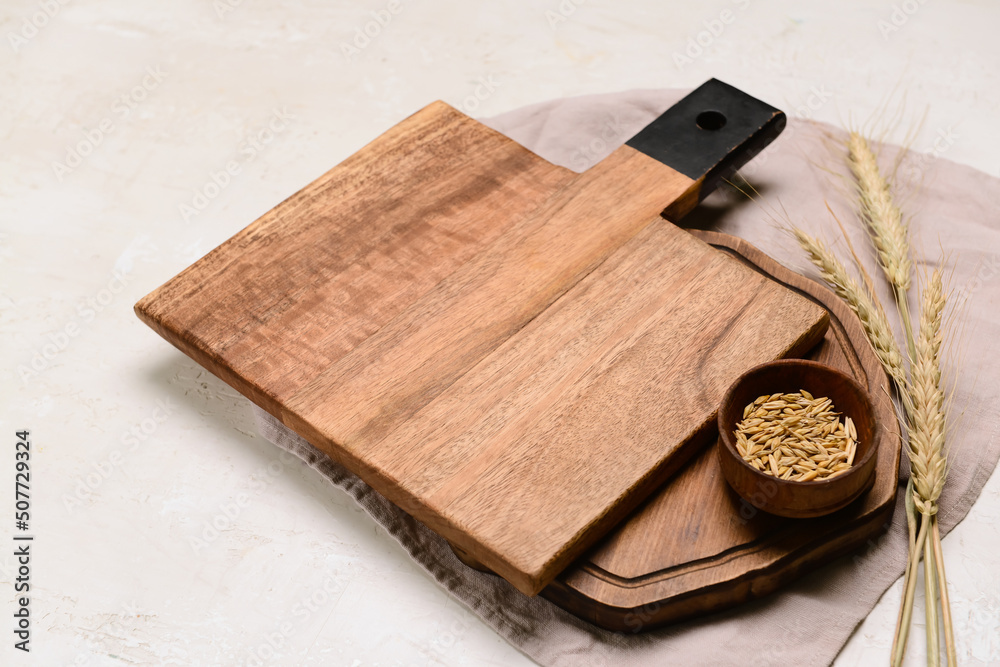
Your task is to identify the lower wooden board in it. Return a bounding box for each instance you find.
[540,230,902,631]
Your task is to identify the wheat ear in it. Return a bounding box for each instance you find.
[847,132,917,359]
[908,270,947,515]
[793,228,908,395]
[847,132,912,292]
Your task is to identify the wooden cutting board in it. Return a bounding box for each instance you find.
[543,232,902,630]
[135,81,829,596]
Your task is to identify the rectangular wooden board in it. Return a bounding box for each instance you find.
[136,101,828,595]
[544,231,901,630]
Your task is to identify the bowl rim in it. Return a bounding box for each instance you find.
[717,358,881,489]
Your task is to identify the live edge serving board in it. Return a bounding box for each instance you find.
[543,231,902,631]
[136,81,830,597]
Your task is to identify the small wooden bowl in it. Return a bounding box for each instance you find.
[717,359,880,519]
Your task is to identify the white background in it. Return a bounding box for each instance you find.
[2,1,999,665]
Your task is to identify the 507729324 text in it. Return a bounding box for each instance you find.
[14,430,32,653]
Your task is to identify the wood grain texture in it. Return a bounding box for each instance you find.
[542,231,902,630]
[282,145,698,448]
[135,102,828,597]
[285,218,828,594]
[136,101,578,416]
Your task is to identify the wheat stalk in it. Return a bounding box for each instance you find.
[793,228,908,395]
[893,270,951,667]
[795,131,956,667]
[907,270,953,667]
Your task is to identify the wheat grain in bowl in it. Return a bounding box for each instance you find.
[735,390,858,482]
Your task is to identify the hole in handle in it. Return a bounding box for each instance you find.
[696,110,727,131]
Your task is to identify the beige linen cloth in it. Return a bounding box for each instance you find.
[253,89,1000,666]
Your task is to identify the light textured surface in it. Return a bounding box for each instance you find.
[1,1,999,665]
